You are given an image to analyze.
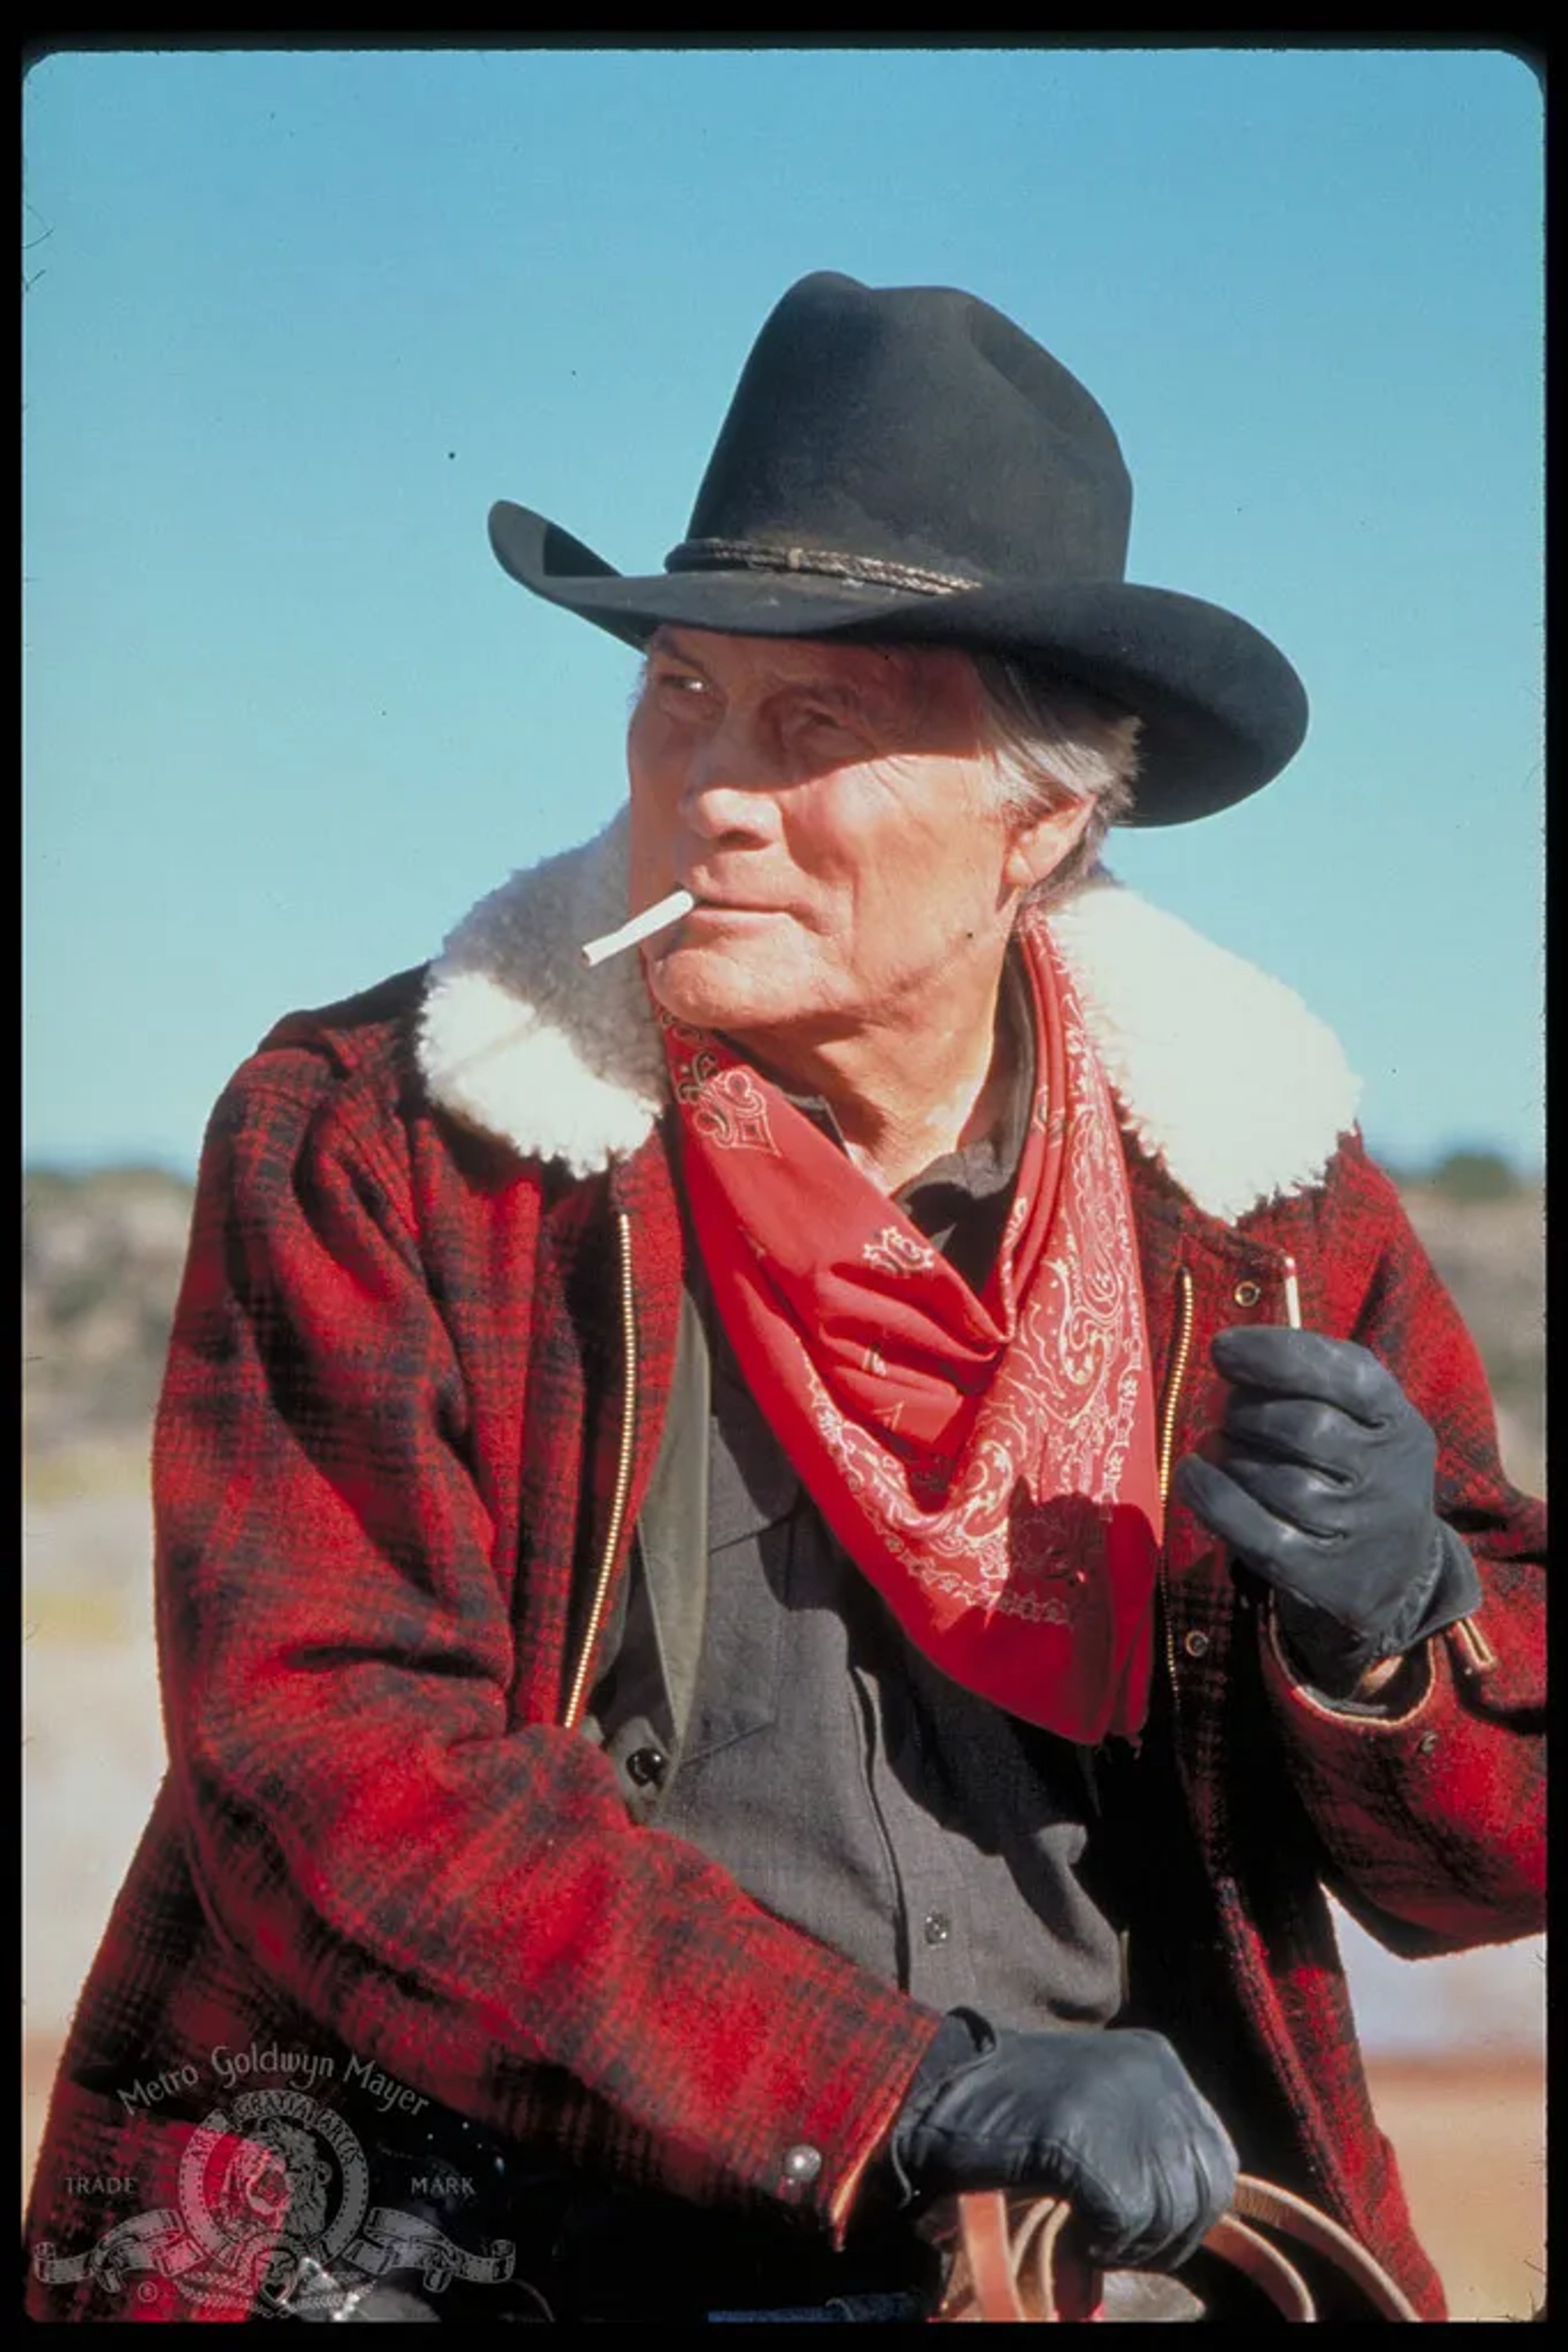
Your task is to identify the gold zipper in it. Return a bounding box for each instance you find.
[1157,1263,1196,1504]
[561,1206,639,1733]
[1156,1263,1196,1695]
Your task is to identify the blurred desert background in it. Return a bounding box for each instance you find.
[22,1153,1545,2319]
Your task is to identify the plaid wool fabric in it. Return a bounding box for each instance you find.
[24,971,1544,2322]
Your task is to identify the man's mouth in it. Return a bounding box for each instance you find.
[683,899,782,918]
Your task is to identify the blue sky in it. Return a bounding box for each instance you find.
[23,45,1544,1177]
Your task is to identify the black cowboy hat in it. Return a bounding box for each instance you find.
[488,271,1307,823]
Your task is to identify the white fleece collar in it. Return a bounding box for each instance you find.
[416,808,1361,1223]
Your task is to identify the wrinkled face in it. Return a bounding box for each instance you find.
[627,627,1060,1060]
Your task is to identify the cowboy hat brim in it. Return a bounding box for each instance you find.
[488,501,1308,827]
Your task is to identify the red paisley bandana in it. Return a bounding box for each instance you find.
[661,906,1161,1744]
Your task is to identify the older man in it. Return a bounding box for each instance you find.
[26,274,1543,2323]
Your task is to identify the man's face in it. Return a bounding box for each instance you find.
[626,627,1064,1060]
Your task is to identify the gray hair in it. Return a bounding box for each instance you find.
[966,652,1142,908]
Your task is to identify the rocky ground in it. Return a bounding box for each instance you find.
[21,1162,1545,2314]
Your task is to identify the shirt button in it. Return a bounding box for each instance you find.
[625,1746,667,1788]
[1233,1279,1263,1308]
[780,2145,822,2192]
[1416,1731,1440,1755]
[1183,1629,1211,1659]
[923,1912,952,1946]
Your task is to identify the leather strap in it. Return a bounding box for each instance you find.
[1229,2176,1423,2323]
[938,2172,1423,2322]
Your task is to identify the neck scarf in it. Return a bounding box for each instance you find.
[660,907,1160,1744]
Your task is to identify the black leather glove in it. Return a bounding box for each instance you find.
[886,2011,1237,2272]
[1174,1326,1482,1697]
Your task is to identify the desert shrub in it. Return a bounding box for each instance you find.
[1427,1149,1523,1205]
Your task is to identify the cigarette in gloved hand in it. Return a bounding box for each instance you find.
[1281,1254,1303,1330]
[580,888,697,967]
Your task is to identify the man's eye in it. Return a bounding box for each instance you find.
[800,704,861,734]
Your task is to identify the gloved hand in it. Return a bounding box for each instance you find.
[1174,1326,1481,1697]
[886,2011,1237,2272]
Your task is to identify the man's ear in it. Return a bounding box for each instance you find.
[1003,797,1094,895]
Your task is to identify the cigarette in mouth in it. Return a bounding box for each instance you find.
[579,888,697,968]
[1281,1254,1303,1330]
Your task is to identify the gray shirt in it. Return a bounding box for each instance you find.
[652,1314,1126,2029]
[590,952,1127,2030]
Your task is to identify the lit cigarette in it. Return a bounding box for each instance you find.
[1281,1254,1303,1330]
[579,888,696,967]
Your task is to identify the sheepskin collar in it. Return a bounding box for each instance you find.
[416,809,1360,1224]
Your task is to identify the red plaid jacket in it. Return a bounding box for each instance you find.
[24,849,1544,2322]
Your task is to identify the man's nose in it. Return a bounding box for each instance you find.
[677,731,780,843]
